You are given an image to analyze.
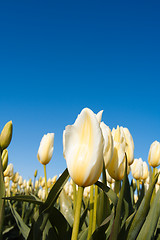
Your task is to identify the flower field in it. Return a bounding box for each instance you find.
[1,108,160,240]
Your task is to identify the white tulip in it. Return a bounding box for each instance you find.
[37,133,54,165]
[63,108,104,187]
[148,140,160,167]
[100,122,113,168]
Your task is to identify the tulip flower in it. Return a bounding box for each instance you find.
[0,121,13,150]
[100,122,113,168]
[63,107,104,187]
[148,140,160,168]
[130,158,143,180]
[4,163,14,178]
[106,126,133,181]
[37,133,54,165]
[2,149,8,171]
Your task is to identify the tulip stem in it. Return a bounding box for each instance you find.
[43,165,48,199]
[71,186,84,240]
[115,180,121,196]
[72,181,77,213]
[152,167,156,183]
[137,180,140,198]
[87,184,94,240]
[92,184,98,233]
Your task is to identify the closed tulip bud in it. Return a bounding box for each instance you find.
[41,177,45,188]
[2,149,8,171]
[35,180,39,189]
[47,178,52,188]
[12,172,19,183]
[106,169,115,184]
[123,128,134,165]
[148,141,160,167]
[100,122,113,168]
[18,176,23,186]
[23,179,27,188]
[130,158,143,180]
[4,163,14,178]
[37,133,54,165]
[0,121,13,150]
[96,110,103,123]
[141,161,149,180]
[63,108,104,187]
[52,175,57,185]
[34,169,38,178]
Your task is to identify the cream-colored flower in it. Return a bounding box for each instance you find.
[37,133,54,165]
[123,127,134,165]
[4,163,14,178]
[148,141,160,167]
[100,122,113,168]
[106,169,115,184]
[63,108,104,187]
[141,161,149,180]
[130,158,143,180]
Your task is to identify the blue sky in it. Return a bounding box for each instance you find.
[0,1,160,181]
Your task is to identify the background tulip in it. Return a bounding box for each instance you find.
[100,122,113,168]
[63,108,104,187]
[148,140,160,168]
[37,133,54,165]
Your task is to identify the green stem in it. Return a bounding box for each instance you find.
[137,180,140,198]
[87,185,94,240]
[43,165,48,199]
[92,184,98,233]
[72,181,77,213]
[71,186,84,240]
[115,180,121,196]
[152,167,156,183]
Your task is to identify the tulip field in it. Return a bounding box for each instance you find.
[1,108,160,240]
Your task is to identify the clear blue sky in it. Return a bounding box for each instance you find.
[0,1,160,181]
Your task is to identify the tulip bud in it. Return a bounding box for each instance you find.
[148,141,160,168]
[52,175,57,185]
[2,149,8,171]
[63,108,104,187]
[141,161,149,180]
[123,128,134,165]
[130,158,143,180]
[34,169,38,178]
[100,122,113,168]
[12,172,19,183]
[0,121,13,150]
[4,163,14,178]
[37,133,54,165]
[18,176,23,186]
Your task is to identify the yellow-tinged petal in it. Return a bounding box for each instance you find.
[63,108,104,187]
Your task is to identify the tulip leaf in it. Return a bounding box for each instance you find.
[137,189,160,240]
[95,181,118,206]
[3,195,43,205]
[91,212,114,240]
[109,156,129,240]
[0,151,5,238]
[9,202,30,239]
[59,189,74,226]
[40,168,70,213]
[126,173,159,240]
[96,190,111,227]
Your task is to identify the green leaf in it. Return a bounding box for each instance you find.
[126,173,159,240]
[91,213,114,240]
[95,181,118,206]
[137,189,160,240]
[109,156,129,240]
[9,202,30,239]
[59,189,74,226]
[96,190,111,227]
[27,168,70,239]
[3,195,43,205]
[0,151,5,238]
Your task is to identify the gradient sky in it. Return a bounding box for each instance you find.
[0,1,160,181]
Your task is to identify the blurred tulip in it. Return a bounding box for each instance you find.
[12,172,19,183]
[123,127,134,165]
[130,158,143,180]
[37,133,54,165]
[4,163,14,178]
[18,176,23,186]
[63,108,104,187]
[100,122,113,168]
[0,121,13,150]
[2,149,8,171]
[106,169,115,184]
[141,161,149,180]
[148,140,160,167]
[34,169,38,178]
[106,126,133,180]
